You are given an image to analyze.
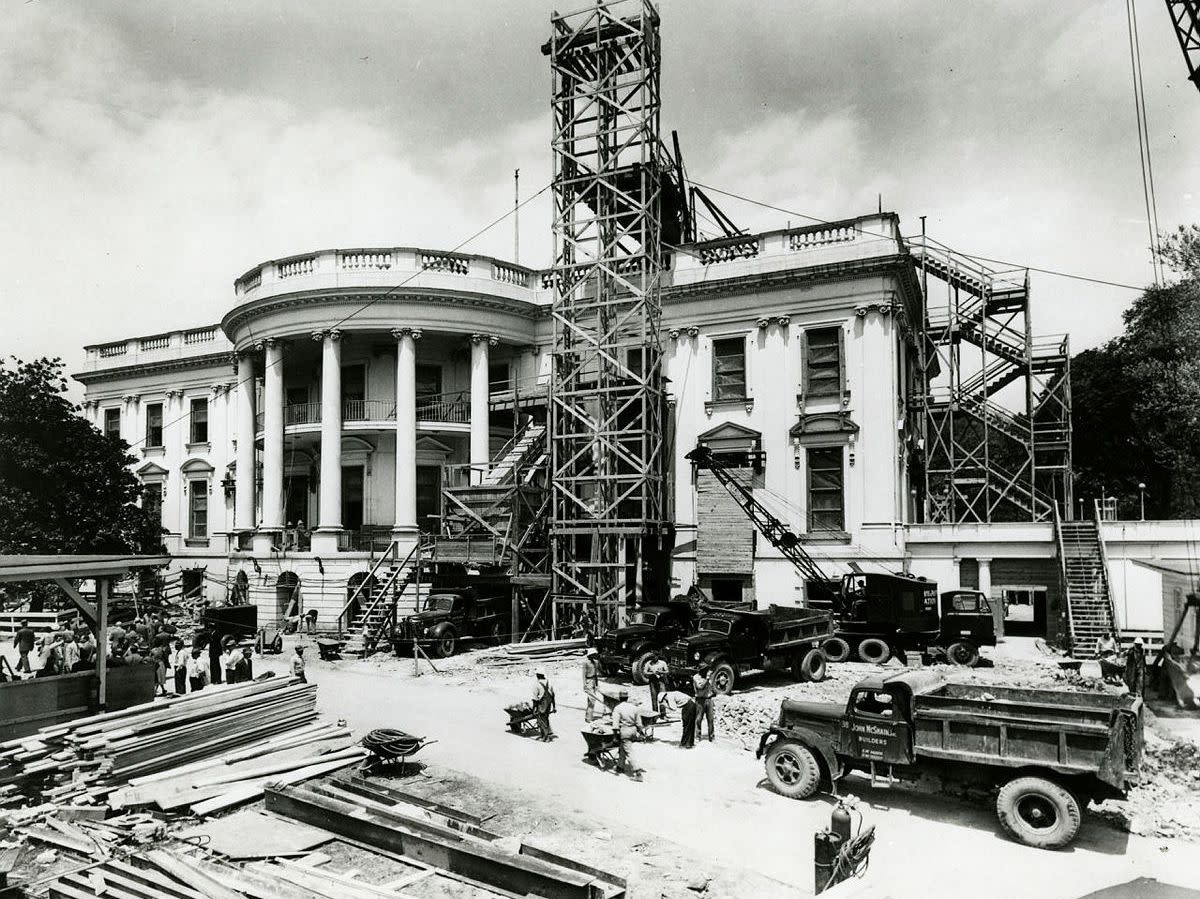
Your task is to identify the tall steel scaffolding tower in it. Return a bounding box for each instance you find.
[544,0,669,628]
[913,242,1073,523]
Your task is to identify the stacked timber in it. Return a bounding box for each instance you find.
[476,637,586,668]
[0,677,357,814]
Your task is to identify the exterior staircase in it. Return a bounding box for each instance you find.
[1055,509,1118,658]
[337,541,427,657]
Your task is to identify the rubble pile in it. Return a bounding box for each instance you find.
[1104,728,1200,841]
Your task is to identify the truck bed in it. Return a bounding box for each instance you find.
[909,681,1142,787]
[760,606,833,650]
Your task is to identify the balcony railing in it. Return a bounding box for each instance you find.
[255,392,471,430]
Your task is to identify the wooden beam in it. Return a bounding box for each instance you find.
[53,578,98,630]
[97,579,110,710]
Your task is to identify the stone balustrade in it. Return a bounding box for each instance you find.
[81,326,233,372]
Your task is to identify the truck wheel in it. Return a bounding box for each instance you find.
[822,637,850,663]
[631,651,655,686]
[856,638,891,664]
[435,629,458,658]
[996,776,1081,850]
[711,662,736,695]
[794,648,827,683]
[946,640,981,668]
[765,740,821,799]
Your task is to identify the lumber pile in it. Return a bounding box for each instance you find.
[476,637,587,668]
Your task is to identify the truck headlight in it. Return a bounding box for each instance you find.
[692,652,699,661]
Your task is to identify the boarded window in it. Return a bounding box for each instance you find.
[145,403,164,448]
[805,327,842,397]
[190,398,208,443]
[696,468,755,574]
[142,483,163,522]
[189,480,208,539]
[104,407,121,440]
[712,337,746,401]
[807,446,845,533]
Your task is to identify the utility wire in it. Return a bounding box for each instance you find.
[1130,0,1163,281]
[115,182,553,453]
[1125,0,1163,285]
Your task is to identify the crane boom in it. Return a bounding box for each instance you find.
[685,445,834,593]
[1166,0,1200,94]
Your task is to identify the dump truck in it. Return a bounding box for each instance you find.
[755,670,1143,849]
[666,605,834,694]
[392,587,512,658]
[594,600,698,683]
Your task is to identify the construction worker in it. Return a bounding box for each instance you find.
[187,648,207,692]
[657,689,697,748]
[61,631,81,673]
[77,629,96,667]
[171,639,189,694]
[533,669,556,740]
[12,619,35,673]
[611,696,646,779]
[304,609,319,635]
[221,639,239,685]
[645,654,669,712]
[583,647,602,722]
[692,662,716,743]
[292,645,308,683]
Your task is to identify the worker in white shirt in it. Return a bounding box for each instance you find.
[611,697,646,779]
[291,645,307,683]
[221,641,239,685]
[657,689,698,748]
[171,640,189,694]
[186,648,207,692]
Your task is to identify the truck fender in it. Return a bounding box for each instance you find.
[703,651,730,670]
[757,726,841,787]
[424,622,450,640]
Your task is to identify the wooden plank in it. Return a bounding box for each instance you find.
[191,744,359,788]
[174,810,333,860]
[142,849,245,899]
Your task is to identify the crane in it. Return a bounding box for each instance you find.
[1166,1,1200,94]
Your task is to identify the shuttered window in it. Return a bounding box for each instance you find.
[189,480,208,539]
[104,408,121,440]
[145,403,164,448]
[805,327,842,397]
[190,398,208,443]
[807,446,845,532]
[712,337,746,401]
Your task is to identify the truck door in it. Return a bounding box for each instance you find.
[838,688,912,765]
[729,620,757,664]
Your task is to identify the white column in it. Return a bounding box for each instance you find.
[978,557,1000,637]
[234,352,257,534]
[470,334,494,484]
[121,395,140,446]
[951,556,962,590]
[313,329,344,552]
[392,328,420,542]
[857,307,897,551]
[259,339,285,538]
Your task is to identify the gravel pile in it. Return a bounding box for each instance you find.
[1099,725,1200,841]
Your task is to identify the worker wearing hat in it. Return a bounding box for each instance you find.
[583,647,602,722]
[532,668,556,741]
[691,660,716,743]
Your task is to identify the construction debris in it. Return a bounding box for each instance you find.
[476,638,587,668]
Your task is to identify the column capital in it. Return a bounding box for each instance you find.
[165,389,181,399]
[668,328,681,341]
[471,333,499,347]
[391,327,422,341]
[686,326,700,338]
[775,315,791,327]
[210,383,222,396]
[123,394,140,405]
[254,337,284,352]
[756,317,772,330]
[311,328,344,343]
[310,329,326,342]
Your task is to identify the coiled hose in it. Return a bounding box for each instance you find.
[361,728,423,759]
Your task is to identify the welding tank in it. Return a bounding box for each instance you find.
[813,830,840,894]
[831,801,852,844]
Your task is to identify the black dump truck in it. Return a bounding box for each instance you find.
[666,606,834,694]
[813,575,997,667]
[756,670,1143,849]
[392,587,511,658]
[595,600,697,684]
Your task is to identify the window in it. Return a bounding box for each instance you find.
[142,483,163,523]
[188,480,208,539]
[341,365,366,403]
[852,690,895,719]
[712,337,746,401]
[190,398,208,443]
[104,408,121,440]
[488,361,510,392]
[805,327,842,397]
[807,446,845,532]
[416,364,442,400]
[145,403,164,447]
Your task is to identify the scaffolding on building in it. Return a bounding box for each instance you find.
[913,241,1073,523]
[543,0,670,629]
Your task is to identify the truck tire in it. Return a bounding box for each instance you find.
[996,776,1081,850]
[631,650,656,686]
[856,638,891,664]
[711,662,736,695]
[822,637,850,663]
[946,640,981,668]
[794,648,827,682]
[764,740,822,800]
[434,629,458,659]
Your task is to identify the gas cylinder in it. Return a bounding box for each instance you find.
[831,800,852,844]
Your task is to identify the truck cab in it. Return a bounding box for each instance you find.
[937,590,996,665]
[594,601,695,683]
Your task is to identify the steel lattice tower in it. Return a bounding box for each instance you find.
[544,0,667,629]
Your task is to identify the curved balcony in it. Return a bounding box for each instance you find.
[254,393,470,435]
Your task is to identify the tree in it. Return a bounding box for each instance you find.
[1158,224,1200,281]
[1071,277,1200,518]
[0,357,163,556]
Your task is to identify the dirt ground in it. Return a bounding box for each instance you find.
[243,635,1200,898]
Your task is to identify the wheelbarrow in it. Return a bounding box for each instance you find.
[257,628,284,654]
[315,638,343,661]
[359,728,435,776]
[1099,655,1126,682]
[505,702,541,736]
[581,728,621,771]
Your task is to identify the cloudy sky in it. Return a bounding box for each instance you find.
[3,1,1198,383]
